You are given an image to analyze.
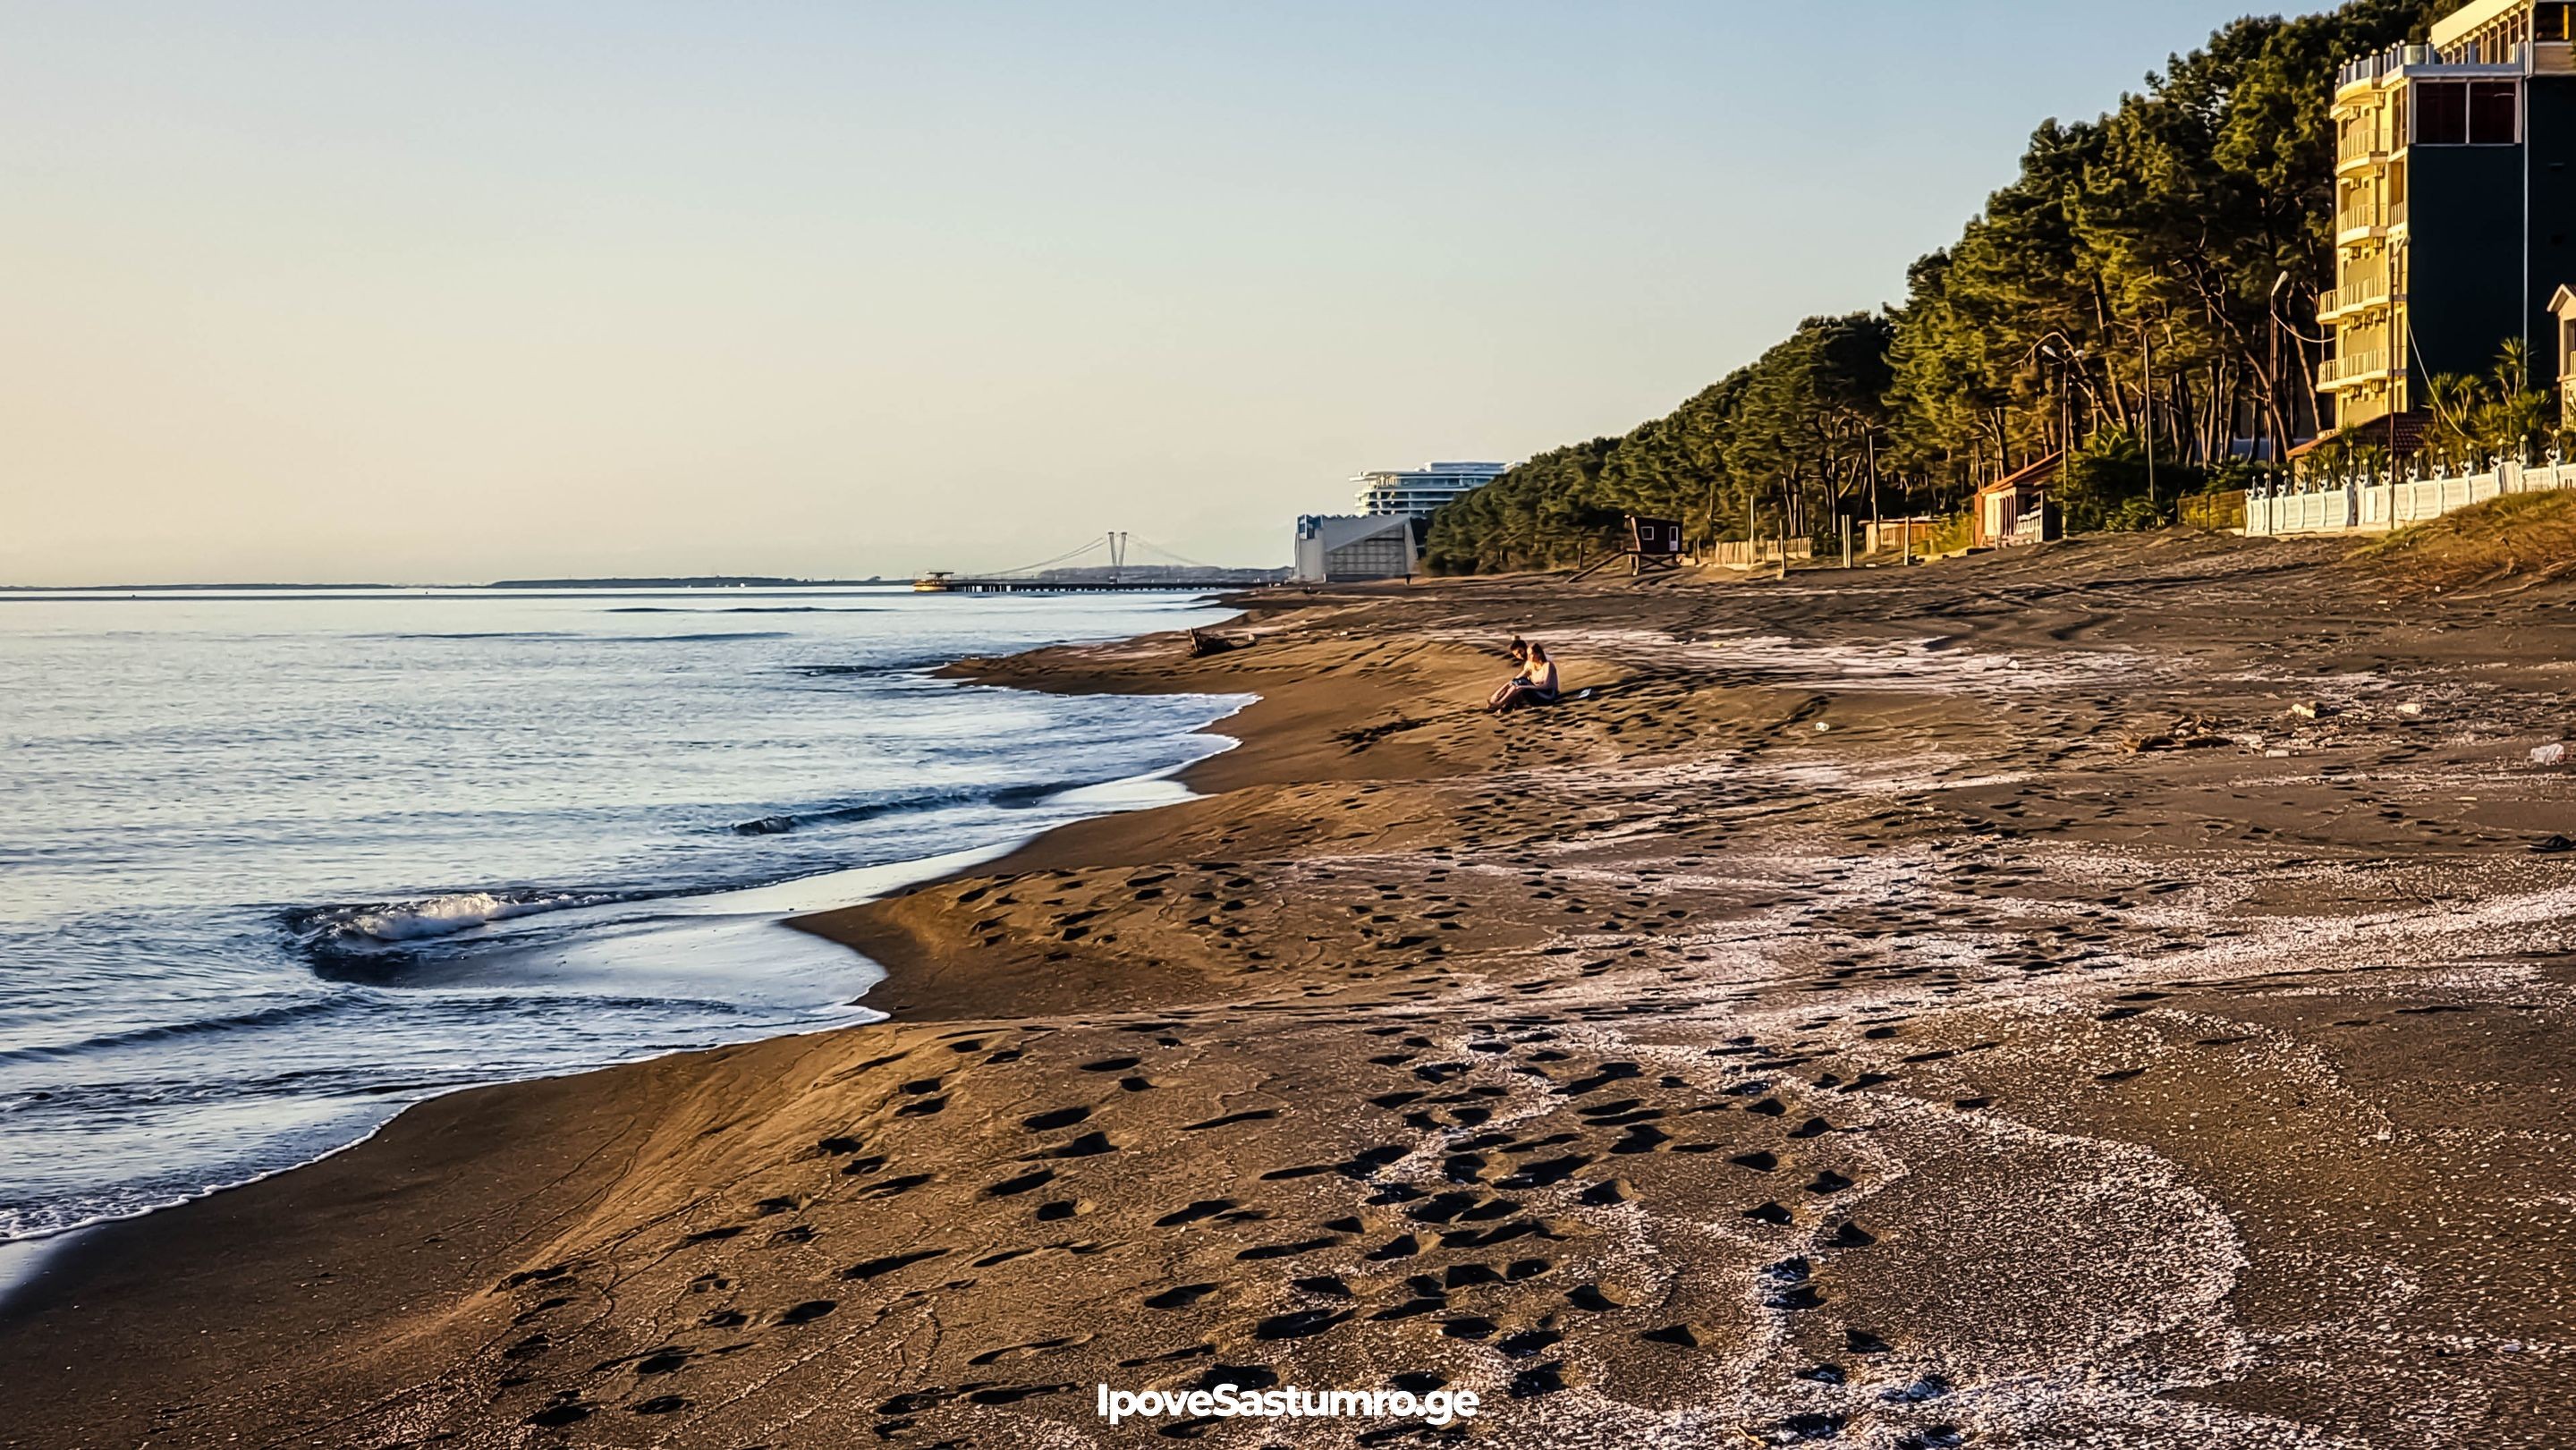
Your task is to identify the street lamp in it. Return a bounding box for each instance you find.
[2139,319,2157,508]
[2019,332,2086,460]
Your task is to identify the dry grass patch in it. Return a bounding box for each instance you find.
[2351,490,2576,595]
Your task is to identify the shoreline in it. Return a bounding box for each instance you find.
[10,547,2576,1446]
[0,643,1256,1285]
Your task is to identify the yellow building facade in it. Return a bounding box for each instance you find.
[2325,0,2576,434]
[2324,68,2407,430]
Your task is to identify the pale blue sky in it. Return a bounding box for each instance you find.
[4,2,2328,583]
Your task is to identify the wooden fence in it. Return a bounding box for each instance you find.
[1700,539,1817,567]
[2179,490,2247,531]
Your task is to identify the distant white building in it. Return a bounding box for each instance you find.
[1352,461,1509,520]
[1292,514,1416,583]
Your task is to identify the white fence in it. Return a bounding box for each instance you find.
[2244,454,2576,536]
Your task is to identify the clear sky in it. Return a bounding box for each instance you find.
[4,2,2329,584]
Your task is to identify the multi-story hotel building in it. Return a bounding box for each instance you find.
[1352,461,1509,520]
[2326,0,2576,437]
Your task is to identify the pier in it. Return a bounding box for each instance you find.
[914,531,1280,593]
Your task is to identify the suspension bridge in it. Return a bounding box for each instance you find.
[913,531,1275,593]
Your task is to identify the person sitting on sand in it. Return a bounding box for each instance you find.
[1488,641,1561,714]
[1486,637,1530,710]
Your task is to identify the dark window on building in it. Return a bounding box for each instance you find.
[2417,81,2468,144]
[2470,81,2520,144]
[2540,3,2573,41]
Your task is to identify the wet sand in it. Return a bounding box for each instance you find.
[6,533,2576,1447]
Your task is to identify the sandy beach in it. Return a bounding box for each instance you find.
[7,534,2576,1448]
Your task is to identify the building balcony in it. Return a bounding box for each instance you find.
[2337,42,2526,97]
[2334,132,2391,175]
[2319,349,2400,390]
[2335,199,2406,243]
[2318,277,2393,323]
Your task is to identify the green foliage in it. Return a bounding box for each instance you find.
[2200,457,2271,495]
[1426,0,2450,572]
[2052,428,2206,531]
[2055,430,2151,533]
[2414,343,2555,471]
[2106,497,2174,532]
[1422,314,1896,572]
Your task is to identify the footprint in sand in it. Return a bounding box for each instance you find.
[1250,1307,1352,1341]
[842,1249,948,1282]
[984,1168,1055,1197]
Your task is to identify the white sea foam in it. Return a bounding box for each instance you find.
[1486,626,2147,694]
[331,891,594,943]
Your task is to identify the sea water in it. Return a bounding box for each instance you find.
[0,587,1244,1243]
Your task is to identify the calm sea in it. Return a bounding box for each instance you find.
[0,587,1243,1244]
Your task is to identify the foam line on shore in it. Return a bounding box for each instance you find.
[0,746,1241,1298]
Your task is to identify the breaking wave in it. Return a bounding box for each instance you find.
[289,890,609,948]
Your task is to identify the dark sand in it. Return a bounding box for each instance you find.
[7,533,2576,1447]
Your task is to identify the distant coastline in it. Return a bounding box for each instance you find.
[0,581,407,592]
[0,577,894,592]
[481,576,889,589]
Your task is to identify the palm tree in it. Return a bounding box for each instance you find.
[2477,339,2552,457]
[2493,336,2533,397]
[2419,371,2490,471]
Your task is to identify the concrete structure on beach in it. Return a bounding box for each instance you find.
[1292,513,1416,582]
[1352,462,1509,520]
[2323,0,2576,437]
